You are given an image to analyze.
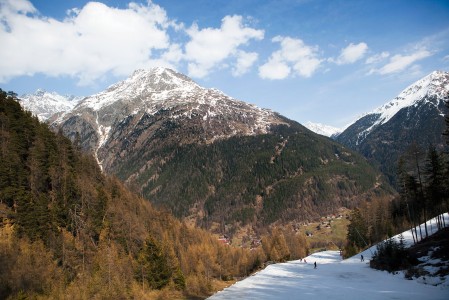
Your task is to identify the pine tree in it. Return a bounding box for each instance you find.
[346,208,369,250]
[137,236,172,290]
[423,145,445,229]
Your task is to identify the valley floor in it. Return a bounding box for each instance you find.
[208,215,449,300]
[208,251,448,300]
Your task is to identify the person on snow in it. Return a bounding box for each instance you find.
[314,261,317,269]
[361,254,364,262]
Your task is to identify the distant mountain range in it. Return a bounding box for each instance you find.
[304,121,341,137]
[18,67,392,234]
[18,89,83,121]
[336,70,449,185]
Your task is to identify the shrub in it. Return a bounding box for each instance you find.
[370,235,414,272]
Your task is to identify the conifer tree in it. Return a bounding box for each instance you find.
[346,208,368,250]
[138,236,172,290]
[423,145,445,229]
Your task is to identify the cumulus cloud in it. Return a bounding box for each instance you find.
[258,59,290,79]
[0,0,266,82]
[259,36,322,80]
[184,15,264,78]
[369,48,432,75]
[331,42,368,65]
[0,0,178,84]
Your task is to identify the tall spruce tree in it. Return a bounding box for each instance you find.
[346,208,369,250]
[138,236,173,290]
[424,145,445,229]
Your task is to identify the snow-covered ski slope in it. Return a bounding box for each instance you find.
[209,214,449,300]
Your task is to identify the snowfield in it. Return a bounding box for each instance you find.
[209,214,449,300]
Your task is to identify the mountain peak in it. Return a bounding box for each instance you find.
[131,67,193,82]
[35,88,46,97]
[127,67,198,92]
[429,69,446,77]
[336,70,448,184]
[57,67,290,167]
[19,89,82,121]
[371,70,448,125]
[79,67,201,111]
[304,121,341,137]
[345,70,449,144]
[396,70,449,100]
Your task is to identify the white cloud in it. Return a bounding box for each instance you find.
[258,58,290,79]
[0,0,35,14]
[366,51,390,64]
[184,15,264,78]
[370,48,432,75]
[232,50,258,76]
[161,43,184,64]
[259,36,322,80]
[0,0,177,84]
[331,42,368,65]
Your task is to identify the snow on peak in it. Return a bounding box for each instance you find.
[304,121,341,137]
[130,67,196,88]
[19,89,83,121]
[352,70,449,144]
[78,67,201,111]
[57,67,289,166]
[373,70,448,124]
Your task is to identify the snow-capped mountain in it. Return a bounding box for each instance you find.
[337,70,449,185]
[304,121,341,137]
[55,67,288,166]
[340,70,448,147]
[19,89,83,121]
[53,67,391,231]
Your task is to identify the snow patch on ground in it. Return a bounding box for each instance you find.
[209,214,449,300]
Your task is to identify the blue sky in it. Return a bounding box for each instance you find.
[1,0,449,128]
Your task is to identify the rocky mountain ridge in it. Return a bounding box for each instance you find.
[337,70,449,184]
[54,67,289,167]
[349,70,448,146]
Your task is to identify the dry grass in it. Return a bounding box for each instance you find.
[302,208,350,253]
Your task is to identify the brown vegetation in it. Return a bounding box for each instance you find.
[0,89,314,299]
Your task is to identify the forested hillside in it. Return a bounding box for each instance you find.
[0,89,309,299]
[110,116,395,233]
[344,100,449,258]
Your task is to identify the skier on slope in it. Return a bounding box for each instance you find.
[314,261,317,269]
